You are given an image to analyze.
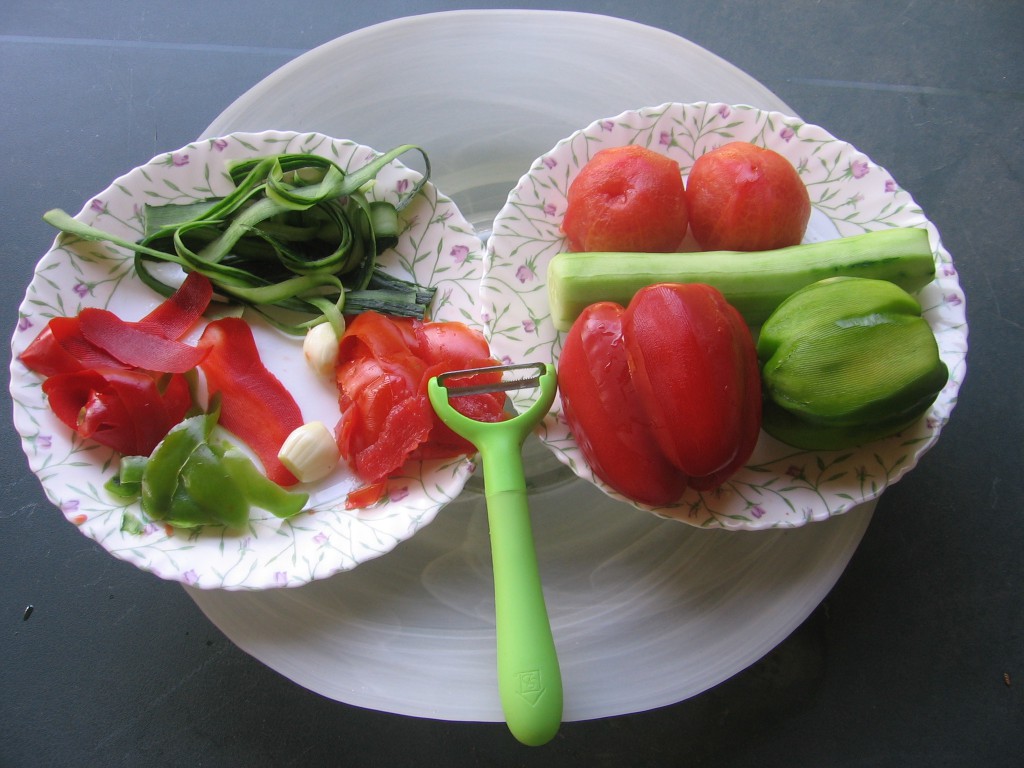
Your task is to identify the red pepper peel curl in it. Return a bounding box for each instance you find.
[21,272,215,457]
[197,317,304,487]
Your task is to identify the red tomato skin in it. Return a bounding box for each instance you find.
[334,313,507,484]
[558,302,688,506]
[412,358,506,458]
[345,481,387,510]
[337,352,425,449]
[416,320,493,365]
[622,283,761,481]
[562,145,689,253]
[348,393,434,483]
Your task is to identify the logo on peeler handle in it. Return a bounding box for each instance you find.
[516,669,546,706]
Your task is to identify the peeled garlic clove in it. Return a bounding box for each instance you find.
[278,421,340,483]
[303,322,342,377]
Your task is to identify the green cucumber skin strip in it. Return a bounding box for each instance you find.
[547,227,936,331]
[42,146,434,333]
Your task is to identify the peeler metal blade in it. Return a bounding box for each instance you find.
[434,361,548,398]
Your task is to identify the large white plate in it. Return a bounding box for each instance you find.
[483,102,967,530]
[10,130,486,590]
[188,10,879,722]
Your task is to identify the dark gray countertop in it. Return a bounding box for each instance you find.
[2,2,1021,766]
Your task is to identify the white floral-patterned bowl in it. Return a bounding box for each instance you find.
[10,130,487,589]
[481,102,968,530]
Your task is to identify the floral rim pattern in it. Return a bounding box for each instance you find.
[481,102,968,530]
[10,130,487,589]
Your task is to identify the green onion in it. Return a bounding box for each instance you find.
[43,145,436,333]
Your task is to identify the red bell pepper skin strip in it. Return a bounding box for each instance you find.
[197,317,303,486]
[78,307,209,373]
[42,368,191,457]
[19,316,126,377]
[558,301,688,506]
[623,283,761,480]
[19,273,214,377]
[22,275,212,458]
[135,271,213,339]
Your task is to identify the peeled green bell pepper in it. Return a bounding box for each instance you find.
[757,276,948,450]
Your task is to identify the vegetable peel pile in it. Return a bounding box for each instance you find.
[21,145,515,533]
[107,398,309,531]
[20,271,212,457]
[42,146,436,335]
[20,270,310,528]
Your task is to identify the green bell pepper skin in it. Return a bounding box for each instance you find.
[141,414,212,524]
[757,276,948,450]
[104,454,147,499]
[221,448,309,519]
[177,442,251,529]
[116,407,308,529]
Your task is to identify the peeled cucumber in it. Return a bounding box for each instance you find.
[546,227,935,331]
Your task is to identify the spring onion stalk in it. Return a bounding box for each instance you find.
[43,146,436,333]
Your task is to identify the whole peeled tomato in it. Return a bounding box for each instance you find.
[561,145,688,253]
[686,141,811,252]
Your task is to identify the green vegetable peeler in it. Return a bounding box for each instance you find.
[427,362,562,747]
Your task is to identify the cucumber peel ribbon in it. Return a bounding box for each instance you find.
[43,145,435,334]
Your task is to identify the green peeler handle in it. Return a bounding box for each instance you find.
[478,433,563,747]
[426,364,562,745]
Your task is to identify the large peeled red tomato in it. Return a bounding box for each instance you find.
[557,302,688,506]
[561,145,688,253]
[686,141,810,252]
[558,283,761,505]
